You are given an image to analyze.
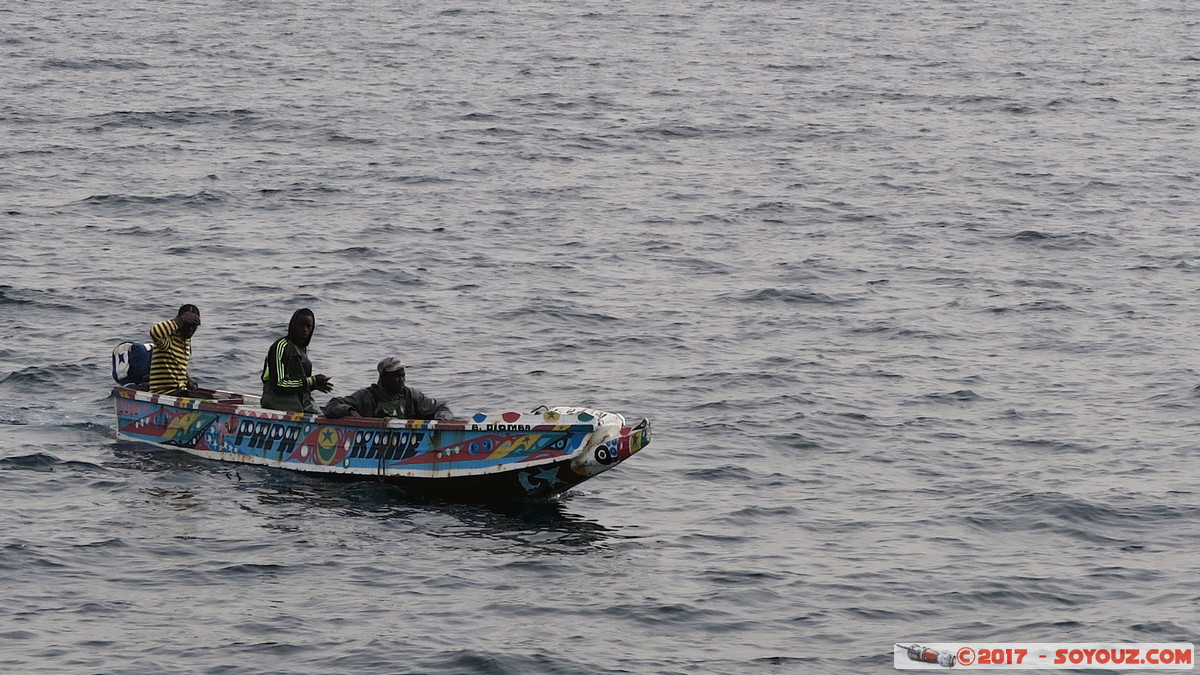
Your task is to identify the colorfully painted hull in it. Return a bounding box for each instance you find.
[111,386,650,501]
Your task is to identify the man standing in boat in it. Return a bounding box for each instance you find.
[260,308,334,414]
[323,357,453,420]
[148,304,202,396]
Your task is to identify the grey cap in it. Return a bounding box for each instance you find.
[377,356,406,374]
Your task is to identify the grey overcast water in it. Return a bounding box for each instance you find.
[2,0,1199,672]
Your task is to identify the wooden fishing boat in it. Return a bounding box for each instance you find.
[110,385,650,502]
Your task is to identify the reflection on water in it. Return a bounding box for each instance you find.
[139,486,202,510]
[436,499,624,555]
[110,439,620,553]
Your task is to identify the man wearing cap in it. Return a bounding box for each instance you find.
[148,304,202,396]
[322,357,453,420]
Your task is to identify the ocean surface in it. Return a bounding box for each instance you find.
[2,0,1198,672]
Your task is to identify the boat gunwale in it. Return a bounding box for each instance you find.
[110,385,622,434]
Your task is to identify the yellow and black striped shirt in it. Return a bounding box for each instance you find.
[148,319,191,393]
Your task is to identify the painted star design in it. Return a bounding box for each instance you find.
[534,466,563,486]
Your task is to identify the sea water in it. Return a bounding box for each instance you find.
[2,0,1198,672]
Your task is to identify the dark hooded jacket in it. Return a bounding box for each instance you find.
[260,309,319,414]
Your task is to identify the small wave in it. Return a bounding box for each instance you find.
[1003,438,1091,453]
[0,453,62,472]
[79,190,228,209]
[771,432,825,450]
[0,286,34,306]
[164,243,251,256]
[765,63,819,72]
[334,246,383,258]
[699,569,786,585]
[216,563,287,574]
[934,584,1088,611]
[0,363,96,390]
[102,224,177,236]
[0,286,85,314]
[341,268,424,286]
[472,126,523,137]
[710,504,801,526]
[1007,230,1115,249]
[850,321,943,339]
[1004,103,1038,115]
[964,491,1200,544]
[258,184,346,199]
[1013,230,1051,241]
[1016,300,1074,311]
[564,134,615,151]
[638,124,703,138]
[72,538,127,549]
[844,606,930,621]
[1040,494,1200,527]
[745,201,795,213]
[326,131,378,144]
[726,288,855,305]
[984,297,1080,312]
[384,175,451,185]
[411,650,593,675]
[88,108,258,130]
[681,465,796,487]
[907,389,985,404]
[661,255,733,275]
[1012,278,1079,289]
[492,304,618,326]
[1130,620,1192,636]
[44,57,150,70]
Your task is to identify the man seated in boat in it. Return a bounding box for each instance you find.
[148,304,202,396]
[323,357,453,420]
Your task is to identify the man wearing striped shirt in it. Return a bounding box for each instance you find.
[148,304,201,396]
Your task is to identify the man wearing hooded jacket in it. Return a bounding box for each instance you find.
[260,308,333,413]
